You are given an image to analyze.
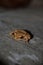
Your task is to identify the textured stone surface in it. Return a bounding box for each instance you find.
[0,8,43,65]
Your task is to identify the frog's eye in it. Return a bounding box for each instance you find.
[12,32,14,35]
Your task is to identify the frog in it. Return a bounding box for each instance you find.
[10,29,33,43]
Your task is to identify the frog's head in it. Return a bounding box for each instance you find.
[10,31,15,37]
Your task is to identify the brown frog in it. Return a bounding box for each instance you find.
[10,29,33,43]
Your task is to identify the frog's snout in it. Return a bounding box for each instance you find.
[10,32,14,36]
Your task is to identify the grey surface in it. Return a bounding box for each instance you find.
[0,8,43,65]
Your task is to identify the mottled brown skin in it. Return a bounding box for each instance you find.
[10,29,32,43]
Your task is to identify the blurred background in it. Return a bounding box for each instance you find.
[0,0,43,8]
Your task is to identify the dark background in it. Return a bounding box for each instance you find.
[0,0,43,8]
